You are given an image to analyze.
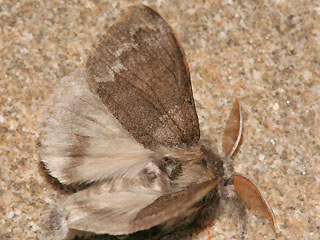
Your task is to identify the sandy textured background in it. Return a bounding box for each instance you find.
[1,0,319,239]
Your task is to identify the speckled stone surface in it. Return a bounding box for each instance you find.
[1,0,319,239]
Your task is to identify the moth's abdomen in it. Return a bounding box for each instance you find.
[43,204,69,240]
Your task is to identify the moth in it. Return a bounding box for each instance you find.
[39,5,275,240]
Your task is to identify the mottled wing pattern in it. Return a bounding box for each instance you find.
[86,5,200,149]
[39,69,153,184]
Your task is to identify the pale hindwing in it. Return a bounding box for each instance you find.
[63,183,161,235]
[62,178,221,235]
[39,69,153,184]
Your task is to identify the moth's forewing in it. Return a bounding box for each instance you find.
[86,5,200,149]
[222,99,242,158]
[133,177,222,230]
[233,174,275,229]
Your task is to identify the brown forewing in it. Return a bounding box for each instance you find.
[86,5,200,149]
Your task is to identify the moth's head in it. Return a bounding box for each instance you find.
[157,145,224,189]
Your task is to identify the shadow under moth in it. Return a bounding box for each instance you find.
[39,4,275,240]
